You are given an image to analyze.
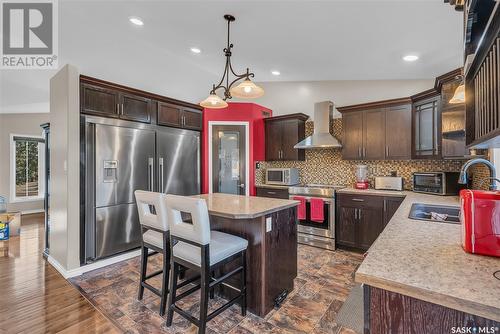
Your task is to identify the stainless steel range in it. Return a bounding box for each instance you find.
[289,184,345,250]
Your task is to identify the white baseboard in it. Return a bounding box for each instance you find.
[47,249,141,279]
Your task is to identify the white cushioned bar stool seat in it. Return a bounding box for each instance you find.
[173,230,248,266]
[142,230,165,249]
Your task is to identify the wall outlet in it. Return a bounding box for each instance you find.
[266,217,272,232]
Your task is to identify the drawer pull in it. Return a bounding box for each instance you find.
[267,191,277,195]
[352,198,364,202]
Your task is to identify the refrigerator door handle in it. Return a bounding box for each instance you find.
[159,157,164,193]
[148,157,154,191]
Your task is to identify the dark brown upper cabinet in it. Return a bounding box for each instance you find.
[80,75,203,129]
[339,100,412,160]
[81,83,152,123]
[81,83,119,117]
[120,93,152,123]
[265,113,308,161]
[385,104,412,160]
[157,102,202,131]
[412,93,441,159]
[363,109,385,160]
[342,111,364,160]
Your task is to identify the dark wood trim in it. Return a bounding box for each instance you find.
[337,97,412,113]
[263,113,309,122]
[366,286,500,333]
[80,75,202,110]
[363,284,371,334]
[434,67,463,91]
[464,2,500,80]
[410,88,440,102]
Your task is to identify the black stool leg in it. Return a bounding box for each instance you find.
[199,246,210,334]
[159,233,170,316]
[166,262,179,326]
[241,250,247,316]
[209,270,215,299]
[138,244,148,300]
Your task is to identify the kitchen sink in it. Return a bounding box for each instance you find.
[408,203,461,224]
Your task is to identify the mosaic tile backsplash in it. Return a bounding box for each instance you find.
[256,120,478,190]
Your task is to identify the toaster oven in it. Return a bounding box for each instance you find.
[412,172,460,195]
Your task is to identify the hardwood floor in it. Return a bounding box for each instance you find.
[0,213,118,334]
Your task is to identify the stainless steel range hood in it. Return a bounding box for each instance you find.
[294,101,342,149]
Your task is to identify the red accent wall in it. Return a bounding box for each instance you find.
[202,102,272,196]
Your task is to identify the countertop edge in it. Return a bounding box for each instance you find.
[355,272,500,322]
[208,201,299,219]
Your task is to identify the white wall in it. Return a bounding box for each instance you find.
[0,113,49,213]
[49,64,81,271]
[251,79,435,117]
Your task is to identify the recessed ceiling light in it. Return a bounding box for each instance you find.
[190,47,201,54]
[129,16,144,26]
[403,55,419,62]
[271,70,281,76]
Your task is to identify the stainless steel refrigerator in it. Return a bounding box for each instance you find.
[83,116,200,263]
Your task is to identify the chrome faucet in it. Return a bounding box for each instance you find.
[458,158,498,190]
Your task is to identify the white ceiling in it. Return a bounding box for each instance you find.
[0,0,463,113]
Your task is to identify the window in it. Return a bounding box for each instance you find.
[10,135,45,202]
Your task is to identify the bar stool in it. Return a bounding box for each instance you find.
[164,195,248,334]
[134,190,171,316]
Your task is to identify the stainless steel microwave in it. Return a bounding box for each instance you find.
[265,168,300,186]
[412,172,460,195]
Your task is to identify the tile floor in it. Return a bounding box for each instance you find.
[70,245,364,334]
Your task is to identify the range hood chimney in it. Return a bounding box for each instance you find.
[294,101,342,149]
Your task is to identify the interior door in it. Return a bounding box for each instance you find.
[157,128,200,196]
[211,125,247,195]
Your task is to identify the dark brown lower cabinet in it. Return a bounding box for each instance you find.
[336,193,404,251]
[383,196,404,225]
[365,285,500,334]
[256,187,289,199]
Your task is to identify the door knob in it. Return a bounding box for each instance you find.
[238,184,245,188]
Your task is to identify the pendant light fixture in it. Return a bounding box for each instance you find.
[449,83,465,104]
[200,15,264,109]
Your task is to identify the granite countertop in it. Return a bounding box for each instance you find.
[193,193,299,219]
[355,192,500,322]
[255,184,291,190]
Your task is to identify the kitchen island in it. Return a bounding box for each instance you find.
[193,193,299,317]
[354,191,500,333]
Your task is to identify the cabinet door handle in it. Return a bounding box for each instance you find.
[358,147,362,157]
[352,198,364,202]
[355,208,358,220]
[386,146,389,157]
[359,209,362,220]
[116,104,120,114]
[363,147,366,157]
[383,200,387,212]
